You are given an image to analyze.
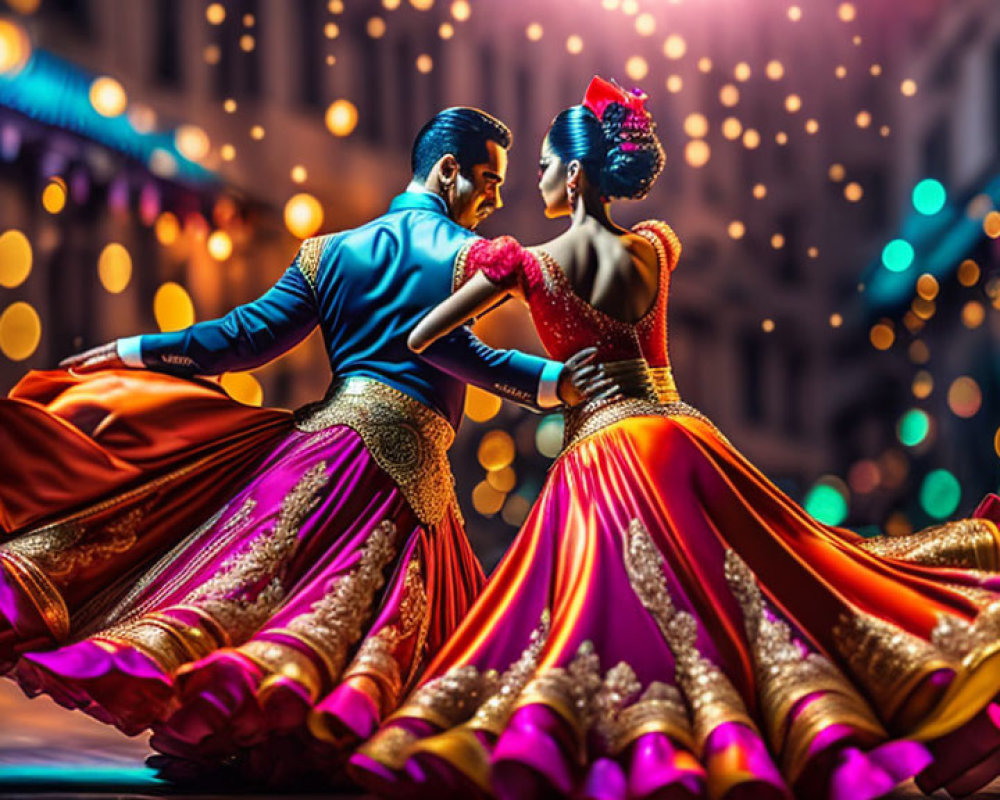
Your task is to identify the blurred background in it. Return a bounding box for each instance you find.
[0,0,998,570]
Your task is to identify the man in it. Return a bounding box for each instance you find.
[15,108,605,776]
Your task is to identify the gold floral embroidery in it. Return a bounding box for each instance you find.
[832,606,957,731]
[295,377,456,525]
[338,552,427,713]
[263,520,398,685]
[857,519,999,570]
[623,518,751,751]
[724,551,885,780]
[296,234,334,288]
[97,464,329,670]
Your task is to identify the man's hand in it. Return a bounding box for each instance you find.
[556,346,624,407]
[58,342,124,373]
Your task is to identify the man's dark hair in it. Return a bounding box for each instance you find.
[411,107,512,180]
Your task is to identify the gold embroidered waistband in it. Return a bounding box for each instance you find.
[294,377,456,526]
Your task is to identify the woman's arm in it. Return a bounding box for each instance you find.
[408,271,510,353]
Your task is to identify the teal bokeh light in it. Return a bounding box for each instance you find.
[805,483,848,526]
[912,179,946,215]
[920,469,961,519]
[897,409,931,447]
[881,239,915,272]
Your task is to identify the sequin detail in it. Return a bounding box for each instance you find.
[296,234,335,288]
[857,519,999,570]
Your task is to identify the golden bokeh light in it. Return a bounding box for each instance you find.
[203,44,221,65]
[89,76,127,117]
[284,193,324,239]
[837,2,856,22]
[154,212,180,246]
[685,139,710,168]
[957,259,980,286]
[409,0,434,9]
[829,313,843,328]
[984,211,1000,239]
[5,0,41,13]
[635,12,655,36]
[502,494,530,527]
[220,143,236,161]
[0,19,31,75]
[205,3,225,24]
[844,182,864,202]
[223,98,237,113]
[324,22,339,39]
[870,63,883,76]
[625,55,648,81]
[0,230,32,288]
[238,34,255,52]
[915,273,939,300]
[207,230,233,261]
[662,34,686,60]
[727,220,745,240]
[439,22,454,38]
[0,301,40,361]
[175,124,211,161]
[666,74,682,93]
[722,117,743,140]
[526,23,543,41]
[734,62,751,82]
[220,372,263,407]
[325,99,358,137]
[855,110,871,128]
[416,54,434,73]
[719,84,740,107]
[367,16,387,38]
[243,13,255,26]
[477,429,515,470]
[909,339,930,364]
[330,0,344,10]
[784,93,802,113]
[464,385,502,422]
[291,165,307,184]
[42,179,66,214]
[752,183,767,199]
[787,5,802,21]
[250,124,265,140]
[869,322,894,350]
[451,0,471,20]
[761,318,775,333]
[683,113,709,138]
[805,118,819,134]
[697,57,712,73]
[962,300,985,328]
[948,376,982,418]
[487,466,517,493]
[127,104,157,133]
[472,481,505,516]
[383,0,400,8]
[828,163,845,182]
[97,242,132,294]
[153,282,195,332]
[775,131,788,145]
[742,128,761,149]
[835,65,847,79]
[900,79,918,97]
[770,233,785,249]
[912,296,936,320]
[912,370,933,399]
[766,60,784,80]
[807,246,819,258]
[566,35,583,54]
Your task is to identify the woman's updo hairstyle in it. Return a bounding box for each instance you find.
[547,75,665,201]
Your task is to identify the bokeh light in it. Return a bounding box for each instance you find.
[958,259,980,286]
[742,128,761,149]
[487,466,517,493]
[220,372,263,406]
[291,165,308,184]
[97,242,132,294]
[566,35,584,55]
[451,0,471,21]
[947,376,982,418]
[43,178,67,214]
[961,301,985,328]
[502,494,531,527]
[153,282,195,332]
[175,125,210,161]
[535,415,564,458]
[367,16,387,38]
[89,76,127,117]
[205,3,226,24]
[881,240,913,272]
[250,124,266,140]
[838,3,857,22]
[662,34,686,59]
[472,481,505,516]
[325,99,358,136]
[915,273,939,299]
[828,163,845,182]
[869,322,894,350]
[416,54,434,73]
[207,230,233,261]
[683,113,709,138]
[0,301,41,361]
[155,212,180,246]
[727,220,745,239]
[464,385,502,422]
[897,408,930,447]
[804,477,849,525]
[721,117,743,140]
[900,79,918,97]
[625,56,648,81]
[685,140,710,167]
[0,19,31,75]
[984,211,1000,239]
[284,193,325,239]
[761,318,775,333]
[719,84,740,107]
[784,94,802,113]
[912,179,946,215]
[844,182,864,202]
[0,230,31,288]
[920,469,960,520]
[477,429,515,470]
[526,23,543,41]
[848,460,880,494]
[765,60,784,80]
[911,370,933,399]
[635,12,655,36]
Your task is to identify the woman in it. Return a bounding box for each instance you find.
[350,76,1000,800]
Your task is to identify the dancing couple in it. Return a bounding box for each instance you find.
[2,76,1000,799]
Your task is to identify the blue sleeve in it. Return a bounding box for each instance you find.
[420,326,562,411]
[137,261,318,375]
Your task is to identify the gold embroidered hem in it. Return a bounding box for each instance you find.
[0,550,70,640]
[96,612,220,674]
[857,519,1000,570]
[294,377,457,525]
[240,639,325,704]
[724,551,886,781]
[451,238,476,293]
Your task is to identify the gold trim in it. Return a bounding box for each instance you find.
[296,234,334,288]
[857,519,1000,570]
[295,377,457,525]
[0,551,71,640]
[451,238,476,293]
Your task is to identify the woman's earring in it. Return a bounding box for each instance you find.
[567,185,577,207]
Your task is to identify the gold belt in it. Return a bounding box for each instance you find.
[561,359,722,452]
[294,377,457,526]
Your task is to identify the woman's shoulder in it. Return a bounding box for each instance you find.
[455,235,537,292]
[632,219,681,272]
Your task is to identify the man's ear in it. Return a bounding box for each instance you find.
[437,153,460,189]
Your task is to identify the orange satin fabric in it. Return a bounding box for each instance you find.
[0,370,291,535]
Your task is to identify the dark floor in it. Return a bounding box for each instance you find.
[1,679,998,798]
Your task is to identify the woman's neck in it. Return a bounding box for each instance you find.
[569,192,624,235]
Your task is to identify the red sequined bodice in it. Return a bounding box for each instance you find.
[455,220,680,366]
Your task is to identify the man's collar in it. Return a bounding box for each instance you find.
[389,186,450,217]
